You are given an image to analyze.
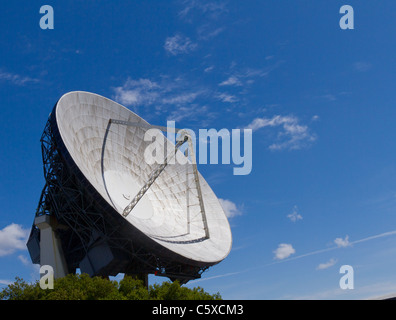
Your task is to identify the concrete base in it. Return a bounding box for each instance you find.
[34,215,68,279]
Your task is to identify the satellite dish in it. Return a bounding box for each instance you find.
[27,91,232,283]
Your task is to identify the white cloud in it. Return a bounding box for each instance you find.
[354,61,372,72]
[197,24,225,40]
[245,115,316,151]
[18,254,31,266]
[219,76,242,87]
[113,78,160,108]
[218,198,242,218]
[167,104,209,122]
[246,115,290,131]
[218,66,276,88]
[0,70,39,86]
[162,92,200,105]
[113,77,203,110]
[0,279,13,286]
[0,224,30,257]
[204,66,214,73]
[322,94,337,101]
[287,205,303,222]
[178,0,228,20]
[164,34,197,56]
[112,76,217,126]
[216,92,238,103]
[316,258,337,270]
[273,243,296,260]
[334,235,350,248]
[352,230,396,245]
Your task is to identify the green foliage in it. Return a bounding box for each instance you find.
[149,280,221,300]
[0,274,221,300]
[118,276,149,300]
[0,277,43,300]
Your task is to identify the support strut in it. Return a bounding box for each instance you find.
[122,136,188,217]
[108,119,210,239]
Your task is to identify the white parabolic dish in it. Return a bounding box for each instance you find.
[54,91,232,266]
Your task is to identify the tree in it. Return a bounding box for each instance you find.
[0,274,221,300]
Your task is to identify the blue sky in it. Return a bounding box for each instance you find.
[2,0,396,299]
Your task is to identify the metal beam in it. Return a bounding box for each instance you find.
[110,119,210,239]
[122,136,188,217]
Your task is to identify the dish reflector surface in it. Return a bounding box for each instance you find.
[54,91,232,265]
